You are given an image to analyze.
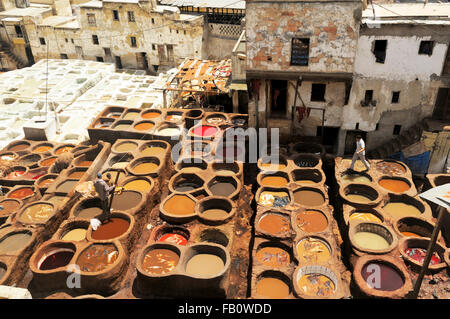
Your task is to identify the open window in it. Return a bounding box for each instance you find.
[311,83,326,102]
[373,40,387,64]
[392,91,400,104]
[393,125,402,135]
[419,41,434,56]
[361,90,375,107]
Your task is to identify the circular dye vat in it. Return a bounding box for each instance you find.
[77,244,119,272]
[77,207,102,219]
[208,182,236,197]
[258,213,290,236]
[256,247,290,268]
[163,195,195,216]
[201,208,229,219]
[296,237,331,263]
[297,273,335,297]
[295,210,328,233]
[114,123,132,130]
[8,188,34,199]
[346,194,372,204]
[23,167,48,180]
[185,254,224,277]
[375,161,406,175]
[134,122,154,131]
[55,146,74,155]
[258,191,290,207]
[0,200,21,217]
[260,162,287,170]
[1,153,17,161]
[77,160,93,167]
[68,170,86,179]
[33,145,52,153]
[41,157,56,167]
[165,114,182,122]
[157,127,181,136]
[0,232,32,254]
[46,196,66,206]
[354,232,390,250]
[349,212,382,223]
[361,262,404,291]
[379,179,410,193]
[110,191,141,211]
[192,125,218,137]
[256,277,290,299]
[142,248,179,275]
[404,247,442,265]
[19,154,41,166]
[61,228,87,241]
[384,202,421,219]
[140,146,166,157]
[123,111,140,120]
[8,143,29,152]
[342,174,371,184]
[91,217,130,240]
[206,116,225,125]
[401,231,422,238]
[56,180,78,193]
[38,249,74,270]
[158,233,188,245]
[123,179,152,192]
[106,112,122,118]
[6,169,25,179]
[260,175,288,187]
[20,203,53,223]
[115,142,137,152]
[294,190,325,207]
[141,111,161,119]
[132,162,159,174]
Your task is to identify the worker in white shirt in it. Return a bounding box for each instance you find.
[350,135,370,171]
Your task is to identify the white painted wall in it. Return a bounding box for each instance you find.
[354,35,448,81]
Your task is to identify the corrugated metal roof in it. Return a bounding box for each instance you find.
[159,0,245,10]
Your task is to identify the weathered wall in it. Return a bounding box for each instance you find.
[354,31,449,81]
[245,0,362,74]
[26,2,205,69]
[204,23,241,59]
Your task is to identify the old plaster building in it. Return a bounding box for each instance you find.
[0,0,245,72]
[245,0,450,155]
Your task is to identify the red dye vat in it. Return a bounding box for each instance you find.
[6,170,25,178]
[192,125,218,137]
[39,249,74,270]
[8,188,34,199]
[158,233,188,245]
[361,262,404,291]
[404,248,441,265]
[23,167,48,180]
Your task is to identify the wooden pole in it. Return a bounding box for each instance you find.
[410,205,447,299]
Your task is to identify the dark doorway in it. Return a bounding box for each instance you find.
[344,130,367,155]
[25,46,34,65]
[432,87,450,120]
[136,52,149,70]
[103,48,112,63]
[270,80,287,117]
[317,126,340,154]
[115,56,122,69]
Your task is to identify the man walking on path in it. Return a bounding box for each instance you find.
[350,135,371,171]
[91,172,115,230]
